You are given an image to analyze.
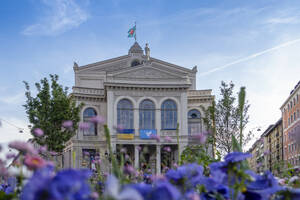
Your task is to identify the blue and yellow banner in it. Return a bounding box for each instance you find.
[117,129,135,140]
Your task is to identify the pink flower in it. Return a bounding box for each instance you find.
[164,136,172,142]
[92,159,101,165]
[6,153,16,159]
[124,165,136,175]
[90,192,99,199]
[194,133,207,144]
[173,163,178,168]
[125,154,130,160]
[0,166,8,176]
[163,146,171,152]
[39,145,47,153]
[8,141,37,154]
[90,116,105,124]
[113,125,124,132]
[151,134,160,142]
[120,148,127,153]
[263,150,270,155]
[24,154,47,170]
[137,146,142,151]
[79,122,90,130]
[62,120,73,128]
[33,128,44,137]
[83,151,90,156]
[49,151,58,156]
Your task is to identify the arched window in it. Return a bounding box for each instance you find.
[117,99,134,130]
[139,99,155,129]
[188,109,202,135]
[83,108,97,136]
[161,100,177,130]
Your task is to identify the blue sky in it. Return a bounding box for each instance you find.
[1,0,300,149]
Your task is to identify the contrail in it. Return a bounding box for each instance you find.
[199,38,300,76]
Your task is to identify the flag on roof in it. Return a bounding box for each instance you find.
[128,25,136,39]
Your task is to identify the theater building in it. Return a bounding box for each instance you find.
[63,42,214,173]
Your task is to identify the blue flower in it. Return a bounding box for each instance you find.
[21,165,53,200]
[166,163,204,188]
[244,171,283,200]
[224,152,252,164]
[21,166,93,200]
[49,169,92,200]
[149,181,181,200]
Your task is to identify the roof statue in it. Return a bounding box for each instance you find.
[145,43,150,60]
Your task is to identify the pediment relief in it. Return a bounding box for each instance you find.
[112,66,184,80]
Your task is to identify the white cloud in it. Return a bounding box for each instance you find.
[22,0,89,36]
[0,117,31,144]
[265,17,300,25]
[0,92,25,105]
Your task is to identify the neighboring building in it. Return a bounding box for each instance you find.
[263,118,284,176]
[248,136,264,174]
[63,42,214,174]
[280,80,300,169]
[248,125,273,174]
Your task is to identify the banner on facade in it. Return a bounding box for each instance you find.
[117,129,135,139]
[140,129,157,139]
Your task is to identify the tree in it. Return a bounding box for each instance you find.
[213,81,250,156]
[23,74,82,153]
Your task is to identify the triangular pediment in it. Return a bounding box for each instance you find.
[110,64,185,80]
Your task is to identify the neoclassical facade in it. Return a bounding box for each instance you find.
[63,42,214,173]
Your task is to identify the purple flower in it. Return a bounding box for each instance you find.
[79,122,90,130]
[163,146,171,152]
[89,115,105,124]
[8,141,37,154]
[193,133,207,144]
[150,135,160,142]
[164,136,172,142]
[62,120,73,128]
[33,128,44,137]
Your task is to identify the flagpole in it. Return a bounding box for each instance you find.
[134,21,137,42]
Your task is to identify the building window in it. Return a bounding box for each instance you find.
[83,108,97,136]
[139,99,155,129]
[297,110,299,118]
[294,112,296,121]
[161,100,177,130]
[188,109,202,135]
[117,99,134,130]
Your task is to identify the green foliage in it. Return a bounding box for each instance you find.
[181,145,220,174]
[238,87,246,150]
[23,74,82,152]
[0,191,15,200]
[212,81,250,156]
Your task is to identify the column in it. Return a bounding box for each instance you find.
[134,145,139,169]
[134,108,139,137]
[180,92,188,136]
[156,145,161,174]
[107,90,114,133]
[156,109,161,137]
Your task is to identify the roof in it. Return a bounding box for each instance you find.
[128,42,143,54]
[263,118,282,137]
[280,80,300,109]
